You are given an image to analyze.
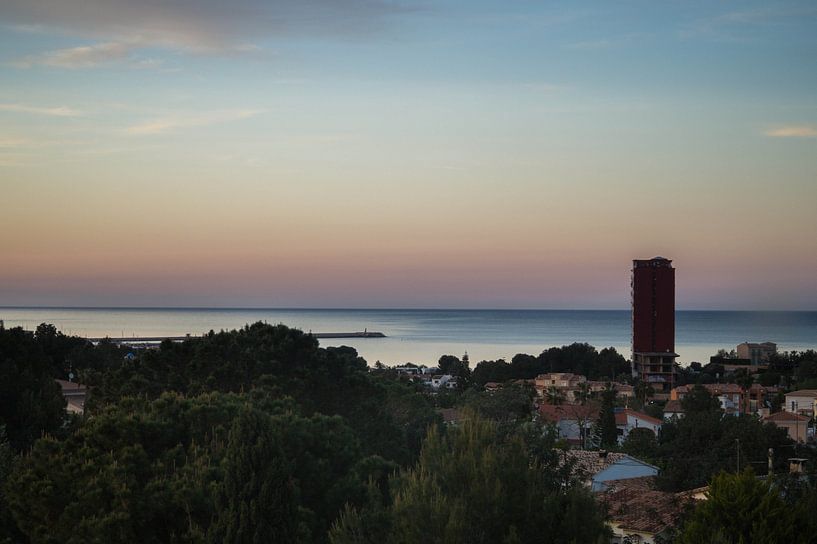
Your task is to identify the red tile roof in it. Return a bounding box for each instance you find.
[763,411,810,422]
[538,403,598,423]
[615,408,663,426]
[602,476,697,535]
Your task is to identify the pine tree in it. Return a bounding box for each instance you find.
[210,407,298,544]
[595,383,618,448]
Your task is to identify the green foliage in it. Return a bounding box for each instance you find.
[471,359,512,386]
[594,384,618,449]
[461,385,534,423]
[7,389,392,544]
[0,326,67,452]
[757,371,780,387]
[676,470,797,544]
[656,387,792,491]
[473,344,629,384]
[210,406,298,543]
[621,427,658,461]
[331,415,609,544]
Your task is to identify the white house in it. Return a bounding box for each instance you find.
[429,374,458,390]
[784,390,817,418]
[615,408,662,444]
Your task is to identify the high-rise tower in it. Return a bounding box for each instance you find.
[631,257,677,394]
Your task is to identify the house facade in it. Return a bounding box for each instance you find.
[615,408,662,444]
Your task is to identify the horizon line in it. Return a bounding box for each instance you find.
[1,305,814,313]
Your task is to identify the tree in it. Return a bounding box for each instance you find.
[472,359,512,386]
[331,414,609,544]
[462,385,534,423]
[621,427,657,461]
[545,386,566,406]
[676,470,797,544]
[573,382,592,405]
[210,407,298,543]
[0,326,67,451]
[595,383,618,449]
[656,386,792,491]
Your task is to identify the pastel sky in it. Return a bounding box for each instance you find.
[1,1,816,310]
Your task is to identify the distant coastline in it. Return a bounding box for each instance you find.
[2,307,815,367]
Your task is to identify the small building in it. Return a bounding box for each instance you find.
[56,379,87,414]
[736,342,777,365]
[429,374,458,390]
[763,411,810,443]
[587,381,635,399]
[784,390,817,418]
[663,399,684,420]
[671,384,744,416]
[538,403,598,448]
[615,408,662,444]
[561,450,659,492]
[534,373,587,402]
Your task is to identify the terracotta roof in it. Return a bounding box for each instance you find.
[785,390,817,398]
[615,408,663,426]
[763,411,810,422]
[602,476,695,535]
[561,450,631,477]
[538,403,598,423]
[663,399,684,413]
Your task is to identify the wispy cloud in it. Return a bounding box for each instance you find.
[13,41,132,68]
[3,0,413,55]
[126,109,264,135]
[0,103,81,117]
[765,125,817,138]
[681,5,817,41]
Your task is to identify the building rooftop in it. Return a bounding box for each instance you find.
[763,411,810,422]
[615,408,663,426]
[560,450,658,478]
[663,399,684,414]
[602,476,697,536]
[785,389,817,398]
[538,403,599,423]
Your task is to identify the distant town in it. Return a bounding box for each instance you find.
[0,257,813,544]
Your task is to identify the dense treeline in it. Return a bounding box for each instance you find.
[5,322,817,543]
[330,415,608,544]
[0,322,611,543]
[472,343,630,385]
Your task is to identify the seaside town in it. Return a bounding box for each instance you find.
[3,257,816,543]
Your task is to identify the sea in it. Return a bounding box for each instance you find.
[1,307,816,367]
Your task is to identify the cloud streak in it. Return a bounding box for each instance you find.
[126,109,264,135]
[765,125,817,138]
[13,42,133,68]
[0,103,81,117]
[3,0,412,53]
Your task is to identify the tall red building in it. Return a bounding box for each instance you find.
[631,257,677,394]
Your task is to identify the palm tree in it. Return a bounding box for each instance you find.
[545,386,566,406]
[573,382,592,405]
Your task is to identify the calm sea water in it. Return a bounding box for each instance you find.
[1,308,815,366]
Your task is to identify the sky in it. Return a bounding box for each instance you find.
[1,0,816,310]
